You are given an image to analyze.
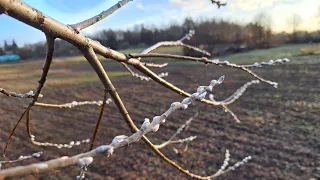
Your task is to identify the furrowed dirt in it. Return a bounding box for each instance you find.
[0,59,319,180]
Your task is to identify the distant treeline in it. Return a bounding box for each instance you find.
[1,17,320,60]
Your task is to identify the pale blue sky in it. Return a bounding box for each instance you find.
[1,0,319,46]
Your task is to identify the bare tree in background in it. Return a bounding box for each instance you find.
[253,12,273,46]
[288,13,302,43]
[0,0,289,179]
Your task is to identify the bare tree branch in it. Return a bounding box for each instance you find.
[140,30,211,56]
[70,0,132,32]
[0,152,42,169]
[0,0,288,179]
[34,99,112,108]
[155,112,199,149]
[129,53,288,87]
[89,91,108,150]
[0,88,42,98]
[121,62,169,81]
[3,35,55,156]
[0,77,251,179]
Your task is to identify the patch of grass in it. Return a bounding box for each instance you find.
[119,48,143,54]
[2,71,130,91]
[284,100,320,109]
[300,45,320,55]
[221,43,320,64]
[46,71,130,87]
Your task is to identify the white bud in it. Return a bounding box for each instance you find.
[141,118,150,131]
[170,102,181,109]
[180,104,188,110]
[181,97,190,105]
[152,124,160,132]
[197,86,206,92]
[217,75,225,84]
[191,93,199,99]
[197,92,207,100]
[209,94,215,100]
[205,85,213,92]
[77,157,93,167]
[112,135,128,144]
[210,80,217,86]
[26,91,34,96]
[152,116,161,123]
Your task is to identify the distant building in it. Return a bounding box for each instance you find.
[0,54,20,62]
[0,40,20,62]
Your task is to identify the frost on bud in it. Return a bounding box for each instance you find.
[152,124,160,132]
[179,104,188,110]
[140,118,150,131]
[181,97,190,105]
[26,91,34,96]
[217,75,225,84]
[32,152,43,157]
[170,102,181,109]
[206,85,213,92]
[107,147,114,156]
[209,94,215,101]
[112,135,129,144]
[283,58,290,62]
[253,62,262,67]
[268,60,274,65]
[197,92,207,100]
[190,92,199,100]
[210,80,217,86]
[197,86,206,93]
[77,157,93,167]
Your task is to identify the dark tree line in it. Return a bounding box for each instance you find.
[1,17,320,60]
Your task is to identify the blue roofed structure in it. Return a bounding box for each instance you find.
[0,54,20,62]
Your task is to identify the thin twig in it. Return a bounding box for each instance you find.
[0,88,42,98]
[121,62,168,81]
[130,53,283,86]
[70,0,132,32]
[89,91,108,150]
[155,112,198,149]
[0,77,251,179]
[3,35,55,156]
[34,99,112,108]
[140,30,211,56]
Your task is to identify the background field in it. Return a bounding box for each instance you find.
[0,44,319,179]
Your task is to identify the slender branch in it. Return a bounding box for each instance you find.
[155,112,198,149]
[0,77,251,179]
[210,149,251,178]
[209,80,260,105]
[89,91,108,150]
[140,30,211,56]
[0,88,42,98]
[0,152,42,168]
[121,62,168,81]
[141,62,168,68]
[34,99,112,108]
[70,0,132,32]
[239,58,290,68]
[222,105,240,123]
[3,35,55,156]
[79,46,227,180]
[26,109,90,148]
[130,53,286,86]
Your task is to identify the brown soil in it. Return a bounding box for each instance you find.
[0,60,319,180]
